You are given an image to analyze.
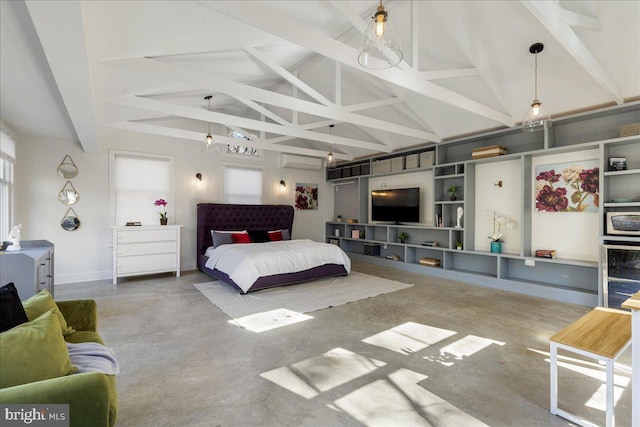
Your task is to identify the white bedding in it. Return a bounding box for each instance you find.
[204,239,351,292]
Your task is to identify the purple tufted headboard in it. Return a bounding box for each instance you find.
[196,203,294,259]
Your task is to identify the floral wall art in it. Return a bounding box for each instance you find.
[295,183,318,210]
[535,160,599,213]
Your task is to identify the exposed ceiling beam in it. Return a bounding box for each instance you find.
[560,8,601,31]
[233,97,290,126]
[107,121,353,160]
[106,95,392,153]
[522,1,623,104]
[422,68,480,80]
[411,0,419,70]
[245,47,333,106]
[343,97,404,112]
[25,1,100,152]
[242,0,514,127]
[105,57,437,142]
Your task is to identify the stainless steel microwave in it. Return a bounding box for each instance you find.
[606,212,640,236]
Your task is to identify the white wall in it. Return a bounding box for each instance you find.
[14,131,333,284]
[368,171,434,225]
[474,159,522,254]
[530,149,600,262]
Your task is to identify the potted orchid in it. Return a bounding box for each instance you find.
[487,210,514,253]
[154,198,168,225]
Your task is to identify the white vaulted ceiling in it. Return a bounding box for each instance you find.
[1,0,639,161]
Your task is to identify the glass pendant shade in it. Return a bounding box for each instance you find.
[326,151,337,168]
[202,95,219,153]
[202,133,218,153]
[522,100,552,132]
[522,43,551,132]
[358,2,403,70]
[326,124,337,167]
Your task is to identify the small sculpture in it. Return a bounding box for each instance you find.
[455,207,463,228]
[6,223,22,251]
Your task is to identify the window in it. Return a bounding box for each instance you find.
[109,151,174,225]
[224,165,263,204]
[0,155,14,239]
[225,130,261,158]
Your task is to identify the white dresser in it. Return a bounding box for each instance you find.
[111,225,182,284]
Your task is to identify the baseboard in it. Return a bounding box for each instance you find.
[55,270,112,285]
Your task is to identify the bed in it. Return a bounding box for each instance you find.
[197,203,350,293]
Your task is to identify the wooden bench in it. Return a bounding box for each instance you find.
[550,307,631,427]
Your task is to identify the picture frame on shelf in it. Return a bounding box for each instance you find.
[609,157,627,171]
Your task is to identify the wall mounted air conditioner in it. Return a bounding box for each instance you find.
[280,154,322,170]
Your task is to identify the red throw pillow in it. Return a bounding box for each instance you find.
[231,233,252,244]
[268,231,283,241]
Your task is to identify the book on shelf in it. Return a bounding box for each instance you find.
[419,257,440,267]
[535,249,556,259]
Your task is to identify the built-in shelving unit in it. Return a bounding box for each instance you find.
[326,101,640,306]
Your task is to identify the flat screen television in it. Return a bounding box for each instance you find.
[371,187,420,224]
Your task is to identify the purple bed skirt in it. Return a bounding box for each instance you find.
[197,254,348,293]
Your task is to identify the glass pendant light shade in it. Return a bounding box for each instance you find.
[522,100,552,132]
[326,151,337,168]
[522,43,551,132]
[326,124,337,168]
[202,132,219,153]
[202,95,219,153]
[358,1,403,70]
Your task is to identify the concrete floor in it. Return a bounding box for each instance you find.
[56,262,633,427]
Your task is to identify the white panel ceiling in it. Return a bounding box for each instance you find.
[1,0,638,159]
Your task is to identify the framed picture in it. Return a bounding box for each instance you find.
[351,230,360,239]
[535,160,599,212]
[295,183,318,210]
[609,157,627,171]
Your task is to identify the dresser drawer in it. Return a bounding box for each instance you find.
[117,229,177,243]
[117,241,177,257]
[117,253,177,275]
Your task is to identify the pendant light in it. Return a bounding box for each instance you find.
[522,43,552,132]
[326,125,337,168]
[358,0,403,70]
[202,95,218,153]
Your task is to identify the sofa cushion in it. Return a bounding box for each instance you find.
[22,290,75,336]
[0,283,29,333]
[0,309,76,388]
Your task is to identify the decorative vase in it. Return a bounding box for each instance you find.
[490,241,502,253]
[450,195,457,201]
[160,217,168,226]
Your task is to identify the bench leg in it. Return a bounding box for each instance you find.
[606,359,614,427]
[550,342,558,415]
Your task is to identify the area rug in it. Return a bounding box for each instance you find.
[194,272,413,332]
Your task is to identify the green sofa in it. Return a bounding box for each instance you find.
[0,299,118,427]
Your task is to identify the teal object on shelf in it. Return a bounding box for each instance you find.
[490,241,502,253]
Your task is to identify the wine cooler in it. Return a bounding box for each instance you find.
[602,243,640,309]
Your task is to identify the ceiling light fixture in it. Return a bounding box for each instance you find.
[358,0,403,70]
[522,43,551,132]
[326,125,337,168]
[202,95,218,153]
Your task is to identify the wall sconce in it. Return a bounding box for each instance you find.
[196,173,203,181]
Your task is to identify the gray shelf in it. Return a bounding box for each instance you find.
[328,102,640,307]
